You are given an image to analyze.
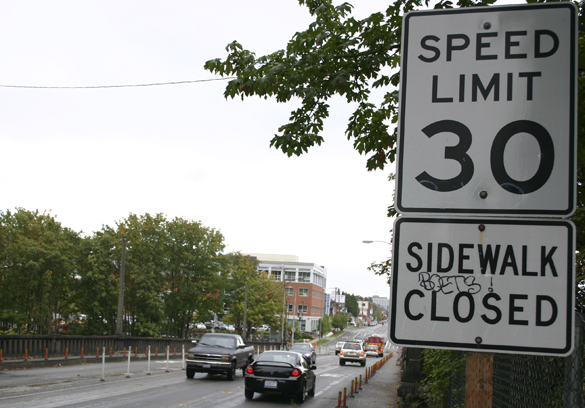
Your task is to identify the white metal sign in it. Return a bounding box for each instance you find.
[396,3,577,216]
[390,217,575,356]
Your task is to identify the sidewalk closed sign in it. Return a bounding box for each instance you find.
[390,217,575,356]
[395,3,576,216]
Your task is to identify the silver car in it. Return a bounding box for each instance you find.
[335,341,345,355]
[339,341,366,366]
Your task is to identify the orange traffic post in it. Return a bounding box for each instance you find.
[135,347,138,356]
[25,349,28,361]
[350,380,354,397]
[343,387,348,407]
[0,348,3,362]
[65,347,69,359]
[81,347,84,358]
[337,391,342,408]
[156,347,158,356]
[123,347,126,357]
[97,347,100,358]
[359,374,363,390]
[354,376,359,394]
[173,347,176,355]
[110,347,113,357]
[45,348,48,360]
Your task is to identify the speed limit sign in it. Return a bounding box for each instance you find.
[396,3,577,216]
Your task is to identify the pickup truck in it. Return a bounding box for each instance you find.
[186,333,255,380]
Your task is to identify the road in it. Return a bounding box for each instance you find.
[0,325,393,407]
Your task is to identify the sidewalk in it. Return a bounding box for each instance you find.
[341,351,402,408]
[0,353,179,370]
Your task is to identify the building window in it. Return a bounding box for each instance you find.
[287,304,294,313]
[285,287,294,296]
[299,288,309,297]
[298,305,308,314]
[298,272,310,282]
[285,271,296,282]
[271,270,281,280]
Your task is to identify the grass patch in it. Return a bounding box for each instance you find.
[330,331,345,338]
[316,339,330,346]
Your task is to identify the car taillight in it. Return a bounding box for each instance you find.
[361,352,365,356]
[291,369,301,377]
[339,350,343,355]
[245,366,254,374]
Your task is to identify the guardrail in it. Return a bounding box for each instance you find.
[0,334,280,361]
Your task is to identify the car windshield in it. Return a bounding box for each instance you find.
[343,343,361,350]
[257,352,298,365]
[198,335,235,349]
[290,344,311,351]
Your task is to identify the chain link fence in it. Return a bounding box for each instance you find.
[441,315,584,407]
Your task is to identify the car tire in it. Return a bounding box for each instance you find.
[244,389,254,400]
[360,361,366,367]
[296,380,306,403]
[308,378,316,397]
[339,359,345,366]
[227,362,236,381]
[186,368,195,379]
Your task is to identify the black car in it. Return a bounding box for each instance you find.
[244,351,317,403]
[289,342,317,364]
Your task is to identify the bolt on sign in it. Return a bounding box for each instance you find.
[390,217,575,356]
[395,3,577,216]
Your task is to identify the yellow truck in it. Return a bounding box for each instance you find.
[364,336,384,357]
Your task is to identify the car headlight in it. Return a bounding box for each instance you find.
[221,356,231,362]
[187,353,195,360]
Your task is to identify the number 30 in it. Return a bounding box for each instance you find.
[415,120,555,195]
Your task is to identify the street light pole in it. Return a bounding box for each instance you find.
[363,239,392,341]
[280,265,286,349]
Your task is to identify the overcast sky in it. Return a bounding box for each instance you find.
[0,1,418,297]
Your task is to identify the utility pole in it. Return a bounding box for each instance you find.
[280,268,286,349]
[292,298,297,344]
[115,236,126,335]
[243,284,248,341]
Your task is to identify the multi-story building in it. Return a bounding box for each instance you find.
[357,300,371,322]
[371,295,389,313]
[247,253,327,333]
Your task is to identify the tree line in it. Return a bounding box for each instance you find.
[0,208,285,338]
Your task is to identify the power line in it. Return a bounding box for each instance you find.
[0,77,237,89]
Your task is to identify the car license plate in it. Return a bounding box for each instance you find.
[264,380,277,388]
[202,364,210,368]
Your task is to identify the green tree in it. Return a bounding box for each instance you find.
[221,253,284,340]
[343,292,358,317]
[332,313,348,330]
[72,233,120,335]
[163,217,224,338]
[0,208,81,334]
[75,213,225,337]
